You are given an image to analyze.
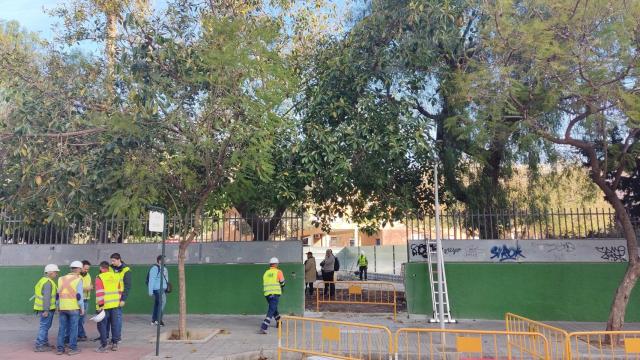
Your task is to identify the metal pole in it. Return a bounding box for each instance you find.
[149,206,167,357]
[434,161,445,329]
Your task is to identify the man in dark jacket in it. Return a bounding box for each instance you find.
[108,253,131,351]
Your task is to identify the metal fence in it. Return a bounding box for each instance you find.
[406,208,638,240]
[0,211,303,245]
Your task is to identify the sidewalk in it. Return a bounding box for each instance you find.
[1,312,638,360]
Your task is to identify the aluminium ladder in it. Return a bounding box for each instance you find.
[426,238,456,323]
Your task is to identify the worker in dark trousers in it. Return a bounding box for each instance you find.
[258,257,285,334]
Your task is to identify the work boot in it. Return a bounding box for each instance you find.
[95,345,108,353]
[55,350,64,355]
[34,346,48,352]
[78,336,88,342]
[67,349,81,356]
[111,343,119,351]
[257,329,267,334]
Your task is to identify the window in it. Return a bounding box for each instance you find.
[330,236,339,246]
[302,237,309,245]
[349,238,355,247]
[376,238,381,246]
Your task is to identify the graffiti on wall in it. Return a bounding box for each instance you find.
[410,243,462,259]
[595,246,627,262]
[490,245,526,262]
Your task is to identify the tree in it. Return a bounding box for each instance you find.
[465,0,640,332]
[0,21,112,226]
[51,0,150,93]
[106,0,297,338]
[298,0,553,233]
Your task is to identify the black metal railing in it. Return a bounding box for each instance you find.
[405,208,638,240]
[0,211,303,245]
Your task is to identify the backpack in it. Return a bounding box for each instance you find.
[145,265,157,285]
[146,265,171,293]
[334,257,340,271]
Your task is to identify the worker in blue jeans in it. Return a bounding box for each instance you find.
[258,257,285,334]
[148,255,169,326]
[56,261,84,355]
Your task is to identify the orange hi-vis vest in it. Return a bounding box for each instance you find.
[58,274,81,311]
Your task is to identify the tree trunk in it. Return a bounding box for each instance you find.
[592,171,639,333]
[177,209,203,339]
[235,203,287,241]
[606,263,640,334]
[105,12,117,89]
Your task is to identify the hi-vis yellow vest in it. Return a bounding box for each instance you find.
[263,268,282,296]
[34,277,57,311]
[81,273,92,300]
[358,255,368,267]
[58,274,81,311]
[96,272,121,310]
[109,266,130,292]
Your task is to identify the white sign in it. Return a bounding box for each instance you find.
[148,211,165,233]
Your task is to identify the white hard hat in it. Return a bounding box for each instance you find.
[70,260,83,269]
[90,310,105,323]
[44,264,60,273]
[269,257,279,264]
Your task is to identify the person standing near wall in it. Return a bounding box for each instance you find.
[258,257,285,334]
[95,261,121,353]
[304,252,316,296]
[56,261,84,356]
[358,251,368,281]
[108,253,131,351]
[148,255,169,326]
[320,249,336,299]
[77,260,92,341]
[33,264,59,352]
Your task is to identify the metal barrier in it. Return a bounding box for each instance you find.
[506,312,570,359]
[277,315,393,360]
[395,328,551,360]
[566,331,640,359]
[316,281,397,320]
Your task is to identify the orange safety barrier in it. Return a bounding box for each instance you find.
[395,328,551,360]
[316,281,397,320]
[566,331,640,359]
[277,315,393,360]
[506,313,570,359]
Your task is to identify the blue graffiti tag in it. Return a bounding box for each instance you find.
[490,245,526,262]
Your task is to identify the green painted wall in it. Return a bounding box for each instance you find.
[0,263,304,315]
[405,262,640,322]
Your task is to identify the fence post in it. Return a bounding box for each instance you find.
[374,246,377,273]
[393,245,396,275]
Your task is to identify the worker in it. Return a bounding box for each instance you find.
[258,257,285,334]
[95,261,121,353]
[108,253,130,351]
[358,251,368,281]
[56,261,84,356]
[77,260,92,342]
[33,264,59,352]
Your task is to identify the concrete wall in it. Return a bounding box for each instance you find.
[0,241,302,266]
[0,241,304,315]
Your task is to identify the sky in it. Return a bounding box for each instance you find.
[0,0,169,41]
[0,0,65,39]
